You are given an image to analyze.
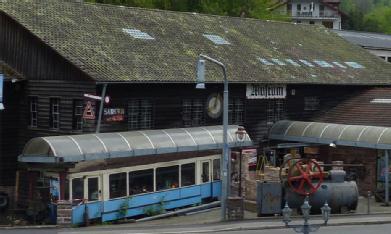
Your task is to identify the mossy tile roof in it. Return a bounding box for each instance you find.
[1,0,391,85]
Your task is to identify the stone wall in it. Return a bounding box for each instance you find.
[56,200,72,226]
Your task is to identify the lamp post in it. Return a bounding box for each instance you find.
[282,196,331,234]
[235,127,246,197]
[196,54,229,221]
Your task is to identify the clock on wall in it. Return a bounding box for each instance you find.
[206,93,223,119]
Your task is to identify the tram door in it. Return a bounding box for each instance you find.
[85,176,102,202]
[200,160,211,183]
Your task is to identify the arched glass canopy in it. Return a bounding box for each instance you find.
[19,125,252,163]
[270,120,391,149]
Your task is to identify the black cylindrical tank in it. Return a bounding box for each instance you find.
[284,170,359,213]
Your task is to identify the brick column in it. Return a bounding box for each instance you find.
[57,200,72,226]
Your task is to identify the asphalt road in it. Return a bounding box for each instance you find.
[2,224,391,234]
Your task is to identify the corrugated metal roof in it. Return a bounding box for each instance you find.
[1,0,391,84]
[269,120,391,149]
[19,125,252,163]
[333,30,391,49]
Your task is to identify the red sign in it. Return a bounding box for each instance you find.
[104,108,125,122]
[83,101,96,120]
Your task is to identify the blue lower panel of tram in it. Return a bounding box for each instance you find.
[72,181,221,224]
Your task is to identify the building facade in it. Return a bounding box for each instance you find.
[1,0,391,203]
[272,0,343,29]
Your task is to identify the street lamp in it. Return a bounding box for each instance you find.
[196,54,229,221]
[235,127,246,197]
[281,196,331,234]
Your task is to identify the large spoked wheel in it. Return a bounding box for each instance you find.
[287,159,324,196]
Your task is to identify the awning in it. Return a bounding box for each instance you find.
[19,125,252,163]
[269,120,391,150]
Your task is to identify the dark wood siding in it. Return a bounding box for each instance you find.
[0,12,90,82]
[22,80,96,142]
[95,84,369,146]
[0,82,23,186]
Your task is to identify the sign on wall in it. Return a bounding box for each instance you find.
[246,84,286,99]
[104,108,125,122]
[0,74,4,110]
[83,101,96,120]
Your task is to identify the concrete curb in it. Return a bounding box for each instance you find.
[0,225,58,230]
[131,220,391,234]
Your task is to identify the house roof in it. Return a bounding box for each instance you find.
[333,30,391,50]
[1,0,391,85]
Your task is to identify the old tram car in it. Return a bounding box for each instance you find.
[17,125,252,224]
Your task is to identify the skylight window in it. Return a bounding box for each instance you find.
[271,58,286,65]
[258,58,274,65]
[313,60,334,68]
[332,62,347,68]
[122,28,155,40]
[299,59,315,67]
[203,34,230,45]
[345,62,365,69]
[285,59,301,67]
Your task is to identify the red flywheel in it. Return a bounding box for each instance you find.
[287,159,324,195]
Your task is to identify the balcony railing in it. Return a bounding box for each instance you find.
[294,11,339,18]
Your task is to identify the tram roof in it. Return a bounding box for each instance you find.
[19,125,252,163]
[269,120,391,150]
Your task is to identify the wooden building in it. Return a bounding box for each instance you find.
[1,0,391,201]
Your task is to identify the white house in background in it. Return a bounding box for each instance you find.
[271,0,343,29]
[333,30,391,63]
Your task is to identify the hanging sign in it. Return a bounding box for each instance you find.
[83,101,96,120]
[104,108,125,122]
[246,84,286,99]
[0,74,4,110]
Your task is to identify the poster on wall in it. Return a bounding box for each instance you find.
[104,108,125,122]
[246,84,286,99]
[0,74,4,110]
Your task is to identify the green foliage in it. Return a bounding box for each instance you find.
[142,195,166,217]
[117,196,132,218]
[84,0,285,20]
[341,0,391,34]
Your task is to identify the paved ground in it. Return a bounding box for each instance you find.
[1,196,391,233]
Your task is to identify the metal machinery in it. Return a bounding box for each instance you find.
[281,159,359,213]
[257,158,359,215]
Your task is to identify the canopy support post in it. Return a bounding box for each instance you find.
[59,171,67,200]
[385,150,389,206]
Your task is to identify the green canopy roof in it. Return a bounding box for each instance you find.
[1,0,391,84]
[19,125,252,163]
[270,120,391,150]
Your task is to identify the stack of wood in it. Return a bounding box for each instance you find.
[256,165,280,182]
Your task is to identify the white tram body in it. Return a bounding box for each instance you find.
[18,125,252,224]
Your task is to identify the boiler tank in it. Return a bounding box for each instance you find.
[285,170,359,213]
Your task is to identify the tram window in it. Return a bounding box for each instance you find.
[129,169,154,195]
[213,159,221,181]
[88,177,99,201]
[201,161,210,183]
[72,178,84,200]
[181,163,195,186]
[156,165,179,191]
[109,173,127,199]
